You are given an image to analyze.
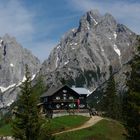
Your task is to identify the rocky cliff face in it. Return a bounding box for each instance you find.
[40,10,137,91]
[0,34,41,108]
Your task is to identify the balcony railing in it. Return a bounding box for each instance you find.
[52,99,77,102]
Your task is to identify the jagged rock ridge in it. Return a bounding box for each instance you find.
[40,10,137,91]
[0,34,41,108]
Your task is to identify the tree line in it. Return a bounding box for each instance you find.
[100,37,140,140]
[12,65,54,140]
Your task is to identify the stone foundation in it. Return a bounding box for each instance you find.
[0,137,13,140]
[51,109,90,118]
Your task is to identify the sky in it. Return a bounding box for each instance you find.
[0,0,140,61]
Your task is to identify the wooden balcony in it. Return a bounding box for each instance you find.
[52,99,77,103]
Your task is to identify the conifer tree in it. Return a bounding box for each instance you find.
[124,39,140,140]
[32,74,46,99]
[12,65,42,140]
[102,66,121,120]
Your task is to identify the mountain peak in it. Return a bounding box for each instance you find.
[87,9,101,17]
[40,9,137,91]
[78,10,118,32]
[78,9,101,32]
[103,13,117,23]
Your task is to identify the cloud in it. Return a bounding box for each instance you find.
[1,0,139,62]
[0,0,55,61]
[69,0,140,34]
[0,0,34,40]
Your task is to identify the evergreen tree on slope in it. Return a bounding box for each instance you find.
[125,38,140,140]
[102,66,121,120]
[12,65,42,140]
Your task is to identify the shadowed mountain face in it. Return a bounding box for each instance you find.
[0,34,41,108]
[39,10,137,91]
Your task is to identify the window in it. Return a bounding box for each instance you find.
[69,103,76,108]
[63,90,67,93]
[69,96,74,100]
[56,96,60,100]
[63,94,67,100]
[56,104,60,109]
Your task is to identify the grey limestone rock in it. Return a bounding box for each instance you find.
[40,10,138,92]
[0,34,41,108]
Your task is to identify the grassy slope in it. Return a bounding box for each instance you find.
[0,116,126,140]
[44,115,89,134]
[0,124,12,136]
[55,119,126,140]
[0,115,89,136]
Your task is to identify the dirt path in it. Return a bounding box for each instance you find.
[54,116,103,135]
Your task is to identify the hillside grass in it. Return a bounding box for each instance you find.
[0,115,89,136]
[43,115,90,134]
[0,116,126,140]
[55,119,126,140]
[0,123,11,136]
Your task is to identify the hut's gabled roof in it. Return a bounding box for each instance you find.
[40,85,65,97]
[40,85,90,98]
[71,87,90,95]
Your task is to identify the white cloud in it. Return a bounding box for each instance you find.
[69,0,140,34]
[0,0,139,63]
[0,0,51,61]
[0,0,34,40]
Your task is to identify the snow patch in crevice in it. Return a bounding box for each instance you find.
[108,37,111,40]
[0,84,16,93]
[7,100,14,106]
[64,61,69,65]
[16,74,36,87]
[0,40,3,47]
[72,28,76,32]
[31,74,36,80]
[70,42,78,46]
[16,76,26,87]
[113,32,117,39]
[87,24,90,30]
[22,75,26,82]
[93,18,98,25]
[113,44,121,56]
[55,55,59,68]
[90,16,98,25]
[10,63,14,67]
[101,48,104,52]
[0,73,37,93]
[57,45,61,49]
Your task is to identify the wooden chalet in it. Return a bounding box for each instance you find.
[40,85,90,118]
